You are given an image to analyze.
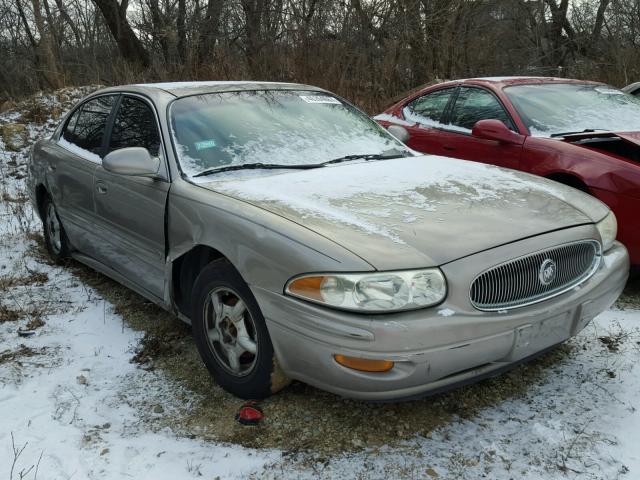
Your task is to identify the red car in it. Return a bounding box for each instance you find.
[375,77,640,267]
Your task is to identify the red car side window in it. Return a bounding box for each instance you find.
[449,87,515,132]
[403,88,455,127]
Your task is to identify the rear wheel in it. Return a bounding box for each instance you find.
[191,259,290,399]
[42,196,69,262]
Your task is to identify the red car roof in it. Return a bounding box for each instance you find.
[458,76,605,88]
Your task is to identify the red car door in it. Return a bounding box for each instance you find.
[396,87,457,154]
[438,86,524,170]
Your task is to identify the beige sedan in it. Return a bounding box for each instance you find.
[28,81,628,400]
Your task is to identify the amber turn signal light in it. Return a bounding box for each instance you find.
[334,354,394,372]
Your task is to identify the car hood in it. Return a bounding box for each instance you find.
[557,130,640,146]
[201,156,609,270]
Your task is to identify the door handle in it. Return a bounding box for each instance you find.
[96,183,108,194]
[47,164,57,172]
[443,145,456,152]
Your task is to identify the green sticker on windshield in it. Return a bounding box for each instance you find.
[195,139,217,151]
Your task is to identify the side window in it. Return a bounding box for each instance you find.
[61,95,117,157]
[108,96,161,157]
[449,88,514,132]
[402,89,455,127]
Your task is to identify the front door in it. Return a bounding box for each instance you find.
[92,95,169,299]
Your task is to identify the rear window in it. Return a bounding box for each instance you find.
[402,88,454,126]
[61,95,117,158]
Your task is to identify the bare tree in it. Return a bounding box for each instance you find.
[92,0,150,66]
[1,0,640,112]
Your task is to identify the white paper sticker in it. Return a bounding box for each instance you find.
[594,87,624,95]
[299,95,342,105]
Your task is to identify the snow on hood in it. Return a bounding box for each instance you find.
[203,156,609,268]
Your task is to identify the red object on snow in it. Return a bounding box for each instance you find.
[235,401,264,425]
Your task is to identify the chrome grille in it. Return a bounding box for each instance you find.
[470,240,601,311]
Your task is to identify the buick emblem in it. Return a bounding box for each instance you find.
[538,258,557,285]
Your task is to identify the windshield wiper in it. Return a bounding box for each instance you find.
[321,151,409,166]
[550,129,608,138]
[193,162,322,178]
[193,150,411,178]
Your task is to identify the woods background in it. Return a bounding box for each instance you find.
[0,0,637,112]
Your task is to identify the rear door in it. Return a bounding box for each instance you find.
[438,86,523,169]
[92,95,170,299]
[400,88,457,154]
[50,95,118,253]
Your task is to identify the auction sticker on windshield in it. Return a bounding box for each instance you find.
[195,139,217,151]
[299,95,342,104]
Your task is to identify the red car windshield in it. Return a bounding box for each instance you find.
[504,83,640,136]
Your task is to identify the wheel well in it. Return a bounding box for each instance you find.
[172,245,227,318]
[35,184,48,218]
[546,173,590,193]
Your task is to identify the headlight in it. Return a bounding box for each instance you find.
[285,269,447,312]
[595,211,617,252]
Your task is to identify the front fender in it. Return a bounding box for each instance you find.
[167,178,374,294]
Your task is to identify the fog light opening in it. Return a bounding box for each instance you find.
[334,354,394,372]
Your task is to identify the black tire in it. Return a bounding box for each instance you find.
[42,195,70,262]
[191,259,290,399]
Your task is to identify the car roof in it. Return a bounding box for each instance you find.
[95,81,325,98]
[429,76,605,90]
[622,81,640,94]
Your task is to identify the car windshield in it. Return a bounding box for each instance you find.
[169,90,406,177]
[503,83,640,137]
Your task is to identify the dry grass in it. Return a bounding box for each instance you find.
[0,270,49,290]
[0,305,23,323]
[615,275,640,310]
[0,264,52,327]
[1,192,28,204]
[0,345,39,365]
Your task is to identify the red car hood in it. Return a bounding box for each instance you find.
[558,130,640,145]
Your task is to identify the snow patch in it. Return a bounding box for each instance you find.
[135,81,292,90]
[209,155,570,242]
[373,113,416,127]
[401,107,473,134]
[58,136,101,163]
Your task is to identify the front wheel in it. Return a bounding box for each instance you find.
[191,259,290,399]
[42,196,69,262]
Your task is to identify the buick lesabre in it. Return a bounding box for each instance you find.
[28,82,629,400]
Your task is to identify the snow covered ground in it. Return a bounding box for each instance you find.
[1,88,639,479]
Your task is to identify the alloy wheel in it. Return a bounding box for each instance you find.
[46,202,62,255]
[203,287,258,377]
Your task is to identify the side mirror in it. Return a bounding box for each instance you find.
[103,147,160,177]
[387,125,410,143]
[471,119,525,145]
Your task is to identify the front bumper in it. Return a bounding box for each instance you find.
[254,238,629,401]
